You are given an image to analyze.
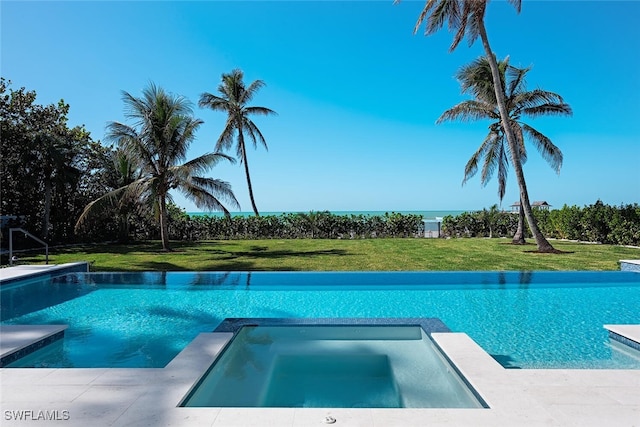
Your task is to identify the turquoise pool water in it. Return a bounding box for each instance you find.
[1,271,639,369]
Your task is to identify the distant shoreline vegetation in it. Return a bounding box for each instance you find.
[171,202,640,246]
[187,210,468,220]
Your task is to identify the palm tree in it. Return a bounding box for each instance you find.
[401,0,558,252]
[76,83,240,250]
[199,69,276,216]
[438,57,571,243]
[75,147,144,242]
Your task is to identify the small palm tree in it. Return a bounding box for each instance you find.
[438,57,571,243]
[75,147,144,242]
[199,69,276,216]
[76,83,240,250]
[400,0,558,252]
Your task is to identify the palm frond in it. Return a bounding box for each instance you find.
[175,152,236,176]
[521,123,563,173]
[451,1,469,51]
[243,119,269,150]
[522,102,573,118]
[462,130,497,185]
[425,0,453,35]
[181,177,241,212]
[510,121,527,164]
[513,89,566,111]
[437,100,497,123]
[242,79,266,105]
[216,119,237,152]
[456,56,509,102]
[410,0,438,34]
[507,0,522,13]
[244,106,277,117]
[479,133,503,187]
[198,92,228,111]
[74,180,146,231]
[496,142,509,201]
[464,1,487,49]
[505,64,529,99]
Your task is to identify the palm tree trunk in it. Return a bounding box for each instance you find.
[477,22,555,252]
[238,132,260,216]
[158,194,171,251]
[512,200,526,244]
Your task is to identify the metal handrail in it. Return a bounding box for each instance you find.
[9,228,48,265]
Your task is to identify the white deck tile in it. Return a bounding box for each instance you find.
[544,403,640,427]
[91,368,166,386]
[66,385,147,425]
[112,407,218,427]
[0,368,56,384]
[214,408,295,427]
[1,384,90,404]
[36,368,107,385]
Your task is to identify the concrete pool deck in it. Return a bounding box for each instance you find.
[1,265,639,426]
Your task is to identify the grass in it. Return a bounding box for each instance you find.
[7,238,639,271]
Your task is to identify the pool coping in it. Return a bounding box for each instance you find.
[0,262,89,286]
[0,325,68,367]
[214,316,451,333]
[604,324,640,352]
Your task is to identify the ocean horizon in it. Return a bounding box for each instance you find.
[187,210,469,220]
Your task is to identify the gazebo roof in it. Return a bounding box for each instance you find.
[510,201,551,207]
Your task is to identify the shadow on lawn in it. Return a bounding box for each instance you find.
[201,248,350,271]
[203,247,349,259]
[75,243,350,271]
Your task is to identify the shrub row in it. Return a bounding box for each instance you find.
[167,211,426,240]
[441,201,640,246]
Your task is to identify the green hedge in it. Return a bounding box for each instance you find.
[441,201,640,246]
[167,211,426,240]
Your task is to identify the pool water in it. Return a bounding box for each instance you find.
[1,271,639,369]
[182,325,482,408]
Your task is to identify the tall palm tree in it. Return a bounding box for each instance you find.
[199,69,276,216]
[76,83,240,250]
[439,57,571,243]
[401,0,558,252]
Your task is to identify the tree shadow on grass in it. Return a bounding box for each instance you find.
[523,249,575,254]
[497,242,575,254]
[55,240,227,255]
[238,248,349,259]
[136,261,190,271]
[168,247,350,271]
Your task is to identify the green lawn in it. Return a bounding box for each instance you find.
[9,238,639,271]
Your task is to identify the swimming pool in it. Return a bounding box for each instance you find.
[1,271,639,369]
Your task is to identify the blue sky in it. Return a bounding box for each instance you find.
[2,1,639,213]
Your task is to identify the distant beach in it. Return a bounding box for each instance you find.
[187,210,468,220]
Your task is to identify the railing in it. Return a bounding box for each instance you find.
[9,228,48,265]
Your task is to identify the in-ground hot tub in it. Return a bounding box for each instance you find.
[181,319,485,408]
